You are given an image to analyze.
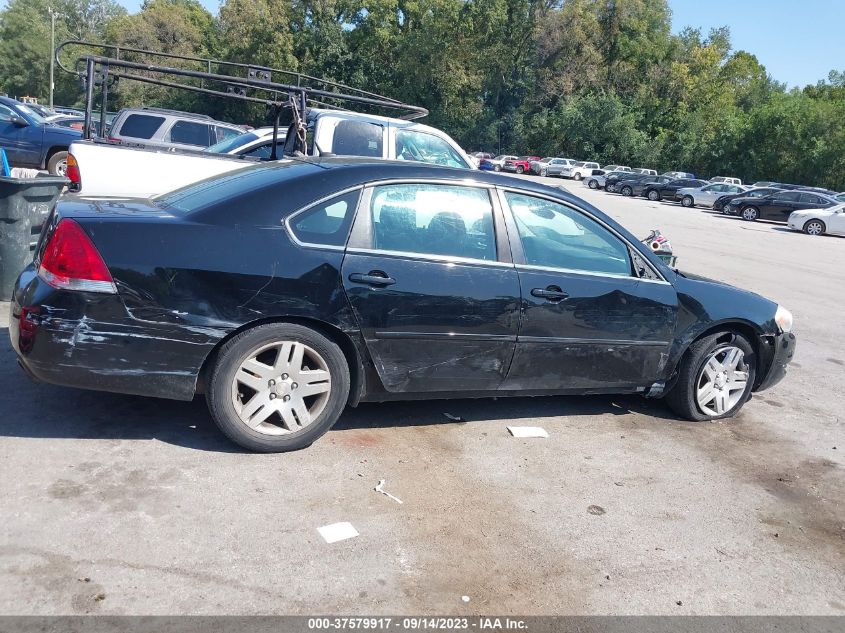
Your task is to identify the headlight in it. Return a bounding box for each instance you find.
[775,305,793,333]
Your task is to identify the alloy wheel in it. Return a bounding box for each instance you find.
[682,196,693,207]
[230,341,331,435]
[589,180,598,189]
[648,190,659,201]
[804,220,824,236]
[695,346,749,416]
[742,207,758,221]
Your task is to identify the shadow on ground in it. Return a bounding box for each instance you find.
[0,325,682,453]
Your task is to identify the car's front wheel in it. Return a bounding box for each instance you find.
[621,186,633,197]
[681,195,694,208]
[540,168,548,177]
[574,172,583,181]
[516,165,524,174]
[207,323,350,452]
[588,179,598,189]
[741,206,759,221]
[803,219,825,235]
[665,331,756,421]
[494,165,501,172]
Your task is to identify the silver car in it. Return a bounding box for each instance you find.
[543,158,578,177]
[108,107,245,151]
[676,183,747,208]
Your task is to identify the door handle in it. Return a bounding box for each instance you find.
[531,286,568,302]
[348,271,396,287]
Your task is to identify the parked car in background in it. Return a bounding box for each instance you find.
[0,95,81,175]
[529,157,555,175]
[484,154,518,172]
[205,127,286,160]
[835,192,845,202]
[542,158,577,177]
[713,187,785,213]
[788,203,845,236]
[24,103,68,123]
[752,181,779,188]
[107,107,245,151]
[53,106,85,117]
[602,165,632,174]
[503,155,541,174]
[662,171,695,179]
[643,178,709,201]
[710,176,742,185]
[50,116,84,131]
[9,158,796,452]
[605,171,650,193]
[633,168,657,176]
[563,161,600,180]
[468,152,492,167]
[617,175,674,197]
[726,190,838,222]
[582,169,613,189]
[677,183,747,208]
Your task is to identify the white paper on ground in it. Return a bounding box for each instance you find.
[507,426,549,438]
[317,522,359,543]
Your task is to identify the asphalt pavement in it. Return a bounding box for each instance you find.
[0,177,842,615]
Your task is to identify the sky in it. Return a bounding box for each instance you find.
[113,0,842,88]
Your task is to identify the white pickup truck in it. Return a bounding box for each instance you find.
[68,108,474,197]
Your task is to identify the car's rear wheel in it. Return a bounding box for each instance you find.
[516,165,524,174]
[665,331,756,421]
[588,179,598,189]
[681,195,694,208]
[47,151,68,177]
[207,323,350,452]
[621,186,633,197]
[647,189,661,201]
[741,206,759,221]
[803,219,825,235]
[540,168,548,177]
[574,173,583,181]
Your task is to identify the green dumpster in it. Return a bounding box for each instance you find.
[0,175,68,299]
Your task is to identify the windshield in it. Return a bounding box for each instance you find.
[14,104,46,125]
[205,131,260,154]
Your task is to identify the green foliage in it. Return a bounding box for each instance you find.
[1,0,843,189]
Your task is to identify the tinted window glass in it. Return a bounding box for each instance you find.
[777,191,802,202]
[332,120,383,157]
[215,126,242,143]
[241,143,274,159]
[168,121,211,146]
[205,131,259,154]
[395,129,468,168]
[290,190,360,246]
[119,114,165,139]
[371,184,496,261]
[799,193,821,204]
[506,193,631,276]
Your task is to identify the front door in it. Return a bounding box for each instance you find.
[498,190,678,391]
[763,191,802,221]
[342,182,521,393]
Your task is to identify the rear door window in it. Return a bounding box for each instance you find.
[118,114,165,139]
[167,121,212,147]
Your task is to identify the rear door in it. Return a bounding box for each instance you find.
[498,189,678,391]
[764,191,802,221]
[342,181,520,393]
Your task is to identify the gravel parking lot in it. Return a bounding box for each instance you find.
[1,176,842,616]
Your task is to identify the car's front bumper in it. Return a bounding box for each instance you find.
[756,331,797,392]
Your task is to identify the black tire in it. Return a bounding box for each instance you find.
[681,195,694,208]
[621,186,633,197]
[647,189,661,201]
[665,331,757,422]
[516,165,524,174]
[47,151,68,177]
[588,179,598,189]
[574,172,583,181]
[207,323,350,452]
[540,168,547,177]
[803,219,826,235]
[741,206,759,221]
[494,165,501,172]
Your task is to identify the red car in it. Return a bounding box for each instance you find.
[502,155,540,174]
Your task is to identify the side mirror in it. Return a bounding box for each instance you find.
[10,115,28,128]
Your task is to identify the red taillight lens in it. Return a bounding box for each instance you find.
[38,219,116,293]
[66,153,80,185]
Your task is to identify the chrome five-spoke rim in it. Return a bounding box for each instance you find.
[231,341,331,435]
[696,346,749,416]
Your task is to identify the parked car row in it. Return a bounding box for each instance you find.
[582,169,845,237]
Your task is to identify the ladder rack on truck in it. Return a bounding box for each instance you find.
[55,39,429,160]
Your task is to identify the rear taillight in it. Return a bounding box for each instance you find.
[66,153,80,185]
[38,219,116,293]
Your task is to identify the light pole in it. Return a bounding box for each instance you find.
[47,6,59,108]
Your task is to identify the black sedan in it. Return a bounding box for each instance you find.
[713,186,784,212]
[616,175,673,197]
[726,189,837,222]
[642,178,710,201]
[10,159,796,452]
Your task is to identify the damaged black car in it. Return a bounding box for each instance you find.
[10,158,796,452]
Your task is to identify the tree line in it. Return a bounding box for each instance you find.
[2,0,843,190]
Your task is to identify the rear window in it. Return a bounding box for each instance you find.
[118,114,165,139]
[332,120,383,157]
[168,121,211,146]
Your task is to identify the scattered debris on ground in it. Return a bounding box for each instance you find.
[374,479,403,504]
[588,505,606,516]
